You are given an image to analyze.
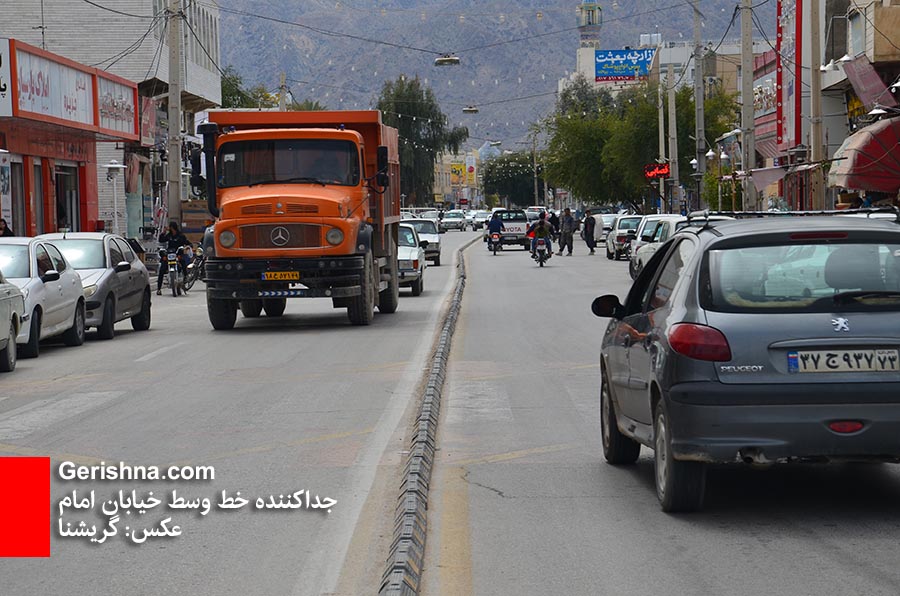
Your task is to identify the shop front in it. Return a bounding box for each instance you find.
[0,38,138,236]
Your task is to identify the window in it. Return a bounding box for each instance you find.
[849,11,866,57]
[35,245,54,277]
[109,241,125,267]
[407,220,437,235]
[53,239,105,270]
[399,228,417,247]
[0,245,30,278]
[498,210,527,222]
[646,239,695,312]
[115,239,135,262]
[45,244,68,273]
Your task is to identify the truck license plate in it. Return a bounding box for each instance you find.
[261,271,300,281]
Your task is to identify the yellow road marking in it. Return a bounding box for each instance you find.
[439,466,474,595]
[449,443,576,467]
[167,427,374,467]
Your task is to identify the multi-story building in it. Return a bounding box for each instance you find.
[1,0,221,237]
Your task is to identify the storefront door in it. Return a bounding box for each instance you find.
[33,162,44,235]
[55,165,80,232]
[10,162,26,236]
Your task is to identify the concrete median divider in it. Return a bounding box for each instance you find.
[379,235,480,596]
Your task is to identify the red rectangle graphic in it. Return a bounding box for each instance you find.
[0,457,50,557]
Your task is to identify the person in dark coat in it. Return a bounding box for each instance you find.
[583,210,597,254]
[0,218,14,237]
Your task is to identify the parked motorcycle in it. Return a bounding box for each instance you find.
[533,238,551,267]
[488,232,502,255]
[183,246,205,291]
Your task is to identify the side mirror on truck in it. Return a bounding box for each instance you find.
[376,145,390,188]
[198,122,220,217]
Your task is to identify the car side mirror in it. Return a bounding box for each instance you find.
[439,228,446,234]
[641,234,655,243]
[419,240,429,248]
[40,270,60,283]
[114,261,131,273]
[626,230,637,238]
[591,294,623,319]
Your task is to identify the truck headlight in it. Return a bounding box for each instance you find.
[326,228,344,246]
[83,284,98,298]
[219,230,236,248]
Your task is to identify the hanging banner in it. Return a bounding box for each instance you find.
[465,155,476,186]
[450,161,464,186]
[98,74,137,136]
[0,39,11,118]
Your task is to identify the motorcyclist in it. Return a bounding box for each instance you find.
[486,212,505,250]
[157,222,192,295]
[527,212,554,259]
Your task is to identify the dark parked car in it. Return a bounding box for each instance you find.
[592,211,900,512]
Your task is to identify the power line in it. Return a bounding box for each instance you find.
[182,12,259,106]
[80,0,155,18]
[92,13,164,68]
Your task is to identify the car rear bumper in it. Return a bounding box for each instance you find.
[666,382,900,463]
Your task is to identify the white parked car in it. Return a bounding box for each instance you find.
[0,237,86,358]
[0,270,25,372]
[397,223,427,296]
[441,210,468,231]
[631,214,684,256]
[472,210,491,230]
[401,218,442,266]
[605,215,642,260]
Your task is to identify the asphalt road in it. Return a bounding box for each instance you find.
[0,230,476,596]
[421,239,900,596]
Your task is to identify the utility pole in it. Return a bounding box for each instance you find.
[531,135,539,205]
[657,46,667,212]
[166,0,183,226]
[809,0,824,209]
[693,0,705,203]
[741,0,757,210]
[667,63,680,214]
[278,72,287,111]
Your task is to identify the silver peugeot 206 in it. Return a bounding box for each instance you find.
[592,210,900,512]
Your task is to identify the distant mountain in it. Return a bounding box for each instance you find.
[220,0,775,148]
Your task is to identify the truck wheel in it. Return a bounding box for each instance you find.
[347,252,375,325]
[208,296,237,330]
[240,299,263,318]
[263,298,286,317]
[378,240,400,314]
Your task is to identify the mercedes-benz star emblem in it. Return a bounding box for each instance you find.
[270,226,290,247]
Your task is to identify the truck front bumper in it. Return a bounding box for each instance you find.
[205,256,365,300]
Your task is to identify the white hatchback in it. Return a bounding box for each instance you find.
[0,237,86,358]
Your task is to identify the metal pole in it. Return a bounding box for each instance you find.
[112,179,119,235]
[167,0,183,227]
[693,1,706,184]
[279,72,287,111]
[532,136,539,205]
[667,64,680,214]
[741,0,757,210]
[809,0,824,210]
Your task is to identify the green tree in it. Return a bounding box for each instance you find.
[290,98,326,111]
[483,152,542,206]
[220,66,277,109]
[376,76,468,205]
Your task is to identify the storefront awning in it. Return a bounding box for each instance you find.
[755,138,785,160]
[828,117,900,193]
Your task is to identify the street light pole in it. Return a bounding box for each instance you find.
[531,136,539,205]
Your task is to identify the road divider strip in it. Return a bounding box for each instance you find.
[380,235,480,596]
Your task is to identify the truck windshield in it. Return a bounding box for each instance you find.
[217,139,361,188]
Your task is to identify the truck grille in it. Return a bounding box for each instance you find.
[287,203,318,214]
[241,204,273,215]
[239,224,322,249]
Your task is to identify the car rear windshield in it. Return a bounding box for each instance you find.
[498,211,527,222]
[405,220,437,235]
[51,239,106,269]
[702,241,900,313]
[616,217,641,230]
[0,245,29,278]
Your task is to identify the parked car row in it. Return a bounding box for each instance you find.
[0,232,152,372]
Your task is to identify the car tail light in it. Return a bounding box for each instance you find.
[828,421,864,434]
[668,323,732,362]
[617,235,627,243]
[413,260,419,269]
[789,232,848,240]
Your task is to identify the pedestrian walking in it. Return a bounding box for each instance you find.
[559,208,577,256]
[0,218,13,237]
[583,210,597,254]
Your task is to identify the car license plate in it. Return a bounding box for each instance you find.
[787,349,900,373]
[261,271,300,281]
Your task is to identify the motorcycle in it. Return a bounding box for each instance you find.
[159,246,186,297]
[533,238,550,267]
[488,232,502,255]
[183,246,205,291]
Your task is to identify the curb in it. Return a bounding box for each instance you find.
[379,236,480,596]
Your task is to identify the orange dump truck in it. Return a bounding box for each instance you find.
[196,110,401,329]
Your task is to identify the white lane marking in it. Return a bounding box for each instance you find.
[292,241,463,595]
[0,392,125,440]
[135,342,184,362]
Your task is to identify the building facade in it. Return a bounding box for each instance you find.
[0,0,221,238]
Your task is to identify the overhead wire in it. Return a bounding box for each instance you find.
[182,11,260,106]
[79,0,155,18]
